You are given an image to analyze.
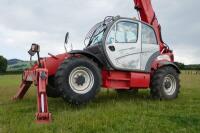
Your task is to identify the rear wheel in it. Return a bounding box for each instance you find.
[150,66,180,100]
[55,57,101,105]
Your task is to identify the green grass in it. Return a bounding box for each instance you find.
[0,72,200,133]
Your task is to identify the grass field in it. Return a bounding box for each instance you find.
[0,72,200,133]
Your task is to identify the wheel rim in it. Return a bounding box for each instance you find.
[163,74,177,95]
[69,66,94,94]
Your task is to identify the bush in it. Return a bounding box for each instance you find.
[174,62,185,70]
[0,56,8,73]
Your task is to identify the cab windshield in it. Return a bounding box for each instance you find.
[85,16,114,46]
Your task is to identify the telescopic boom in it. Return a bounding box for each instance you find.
[133,0,167,52]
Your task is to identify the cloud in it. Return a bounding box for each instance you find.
[0,0,199,64]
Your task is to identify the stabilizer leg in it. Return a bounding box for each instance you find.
[13,81,32,100]
[35,68,52,123]
[13,70,34,100]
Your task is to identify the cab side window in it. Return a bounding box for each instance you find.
[106,21,138,44]
[142,24,157,44]
[116,21,138,43]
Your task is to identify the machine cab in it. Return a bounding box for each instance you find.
[85,17,159,72]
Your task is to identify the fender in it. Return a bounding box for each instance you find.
[152,60,180,73]
[69,50,104,67]
[159,61,180,73]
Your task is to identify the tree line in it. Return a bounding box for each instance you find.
[175,62,200,70]
[0,55,7,73]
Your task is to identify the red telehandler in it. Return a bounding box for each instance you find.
[13,0,180,123]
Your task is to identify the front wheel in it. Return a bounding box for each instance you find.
[55,57,101,105]
[150,66,180,100]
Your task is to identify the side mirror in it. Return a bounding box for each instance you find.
[28,43,40,56]
[65,32,69,44]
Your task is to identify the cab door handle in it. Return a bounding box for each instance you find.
[108,45,115,51]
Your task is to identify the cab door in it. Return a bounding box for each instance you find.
[105,20,142,71]
[141,23,160,71]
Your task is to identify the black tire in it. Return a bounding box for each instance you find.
[46,76,61,98]
[116,89,139,95]
[55,57,101,105]
[150,66,180,100]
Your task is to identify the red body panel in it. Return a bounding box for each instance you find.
[102,70,150,89]
[130,73,150,88]
[44,53,69,76]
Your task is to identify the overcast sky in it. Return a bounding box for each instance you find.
[0,0,199,64]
